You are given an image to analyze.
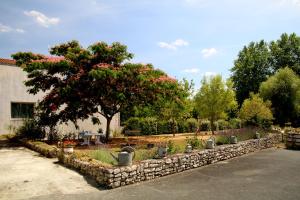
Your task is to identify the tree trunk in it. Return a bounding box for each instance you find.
[210,118,215,135]
[172,118,175,137]
[105,117,112,142]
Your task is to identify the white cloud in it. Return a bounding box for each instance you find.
[24,10,60,28]
[16,28,25,33]
[158,39,189,50]
[0,23,25,33]
[201,48,218,58]
[0,23,12,32]
[203,71,216,77]
[182,68,200,74]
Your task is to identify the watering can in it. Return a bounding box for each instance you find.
[111,146,135,166]
[206,137,215,149]
[185,144,193,153]
[255,132,260,139]
[230,135,238,144]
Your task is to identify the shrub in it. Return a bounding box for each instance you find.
[213,121,219,131]
[229,118,242,129]
[140,117,157,135]
[217,119,229,130]
[177,120,189,133]
[17,119,45,140]
[186,136,203,149]
[239,93,273,128]
[200,120,211,131]
[215,135,230,145]
[167,119,178,134]
[157,121,171,134]
[124,117,141,130]
[186,118,198,132]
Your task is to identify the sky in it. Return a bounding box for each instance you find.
[1,0,300,89]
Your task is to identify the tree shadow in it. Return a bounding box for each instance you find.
[53,161,108,190]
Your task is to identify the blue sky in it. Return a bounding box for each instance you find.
[1,0,300,89]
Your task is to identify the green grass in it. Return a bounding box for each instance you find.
[76,147,160,166]
[134,148,158,161]
[88,149,118,165]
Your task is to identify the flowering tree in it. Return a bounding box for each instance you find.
[12,41,179,141]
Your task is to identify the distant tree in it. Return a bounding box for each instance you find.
[259,67,300,126]
[270,33,300,75]
[12,41,180,141]
[231,33,300,106]
[231,40,272,105]
[194,75,237,134]
[159,79,194,136]
[239,93,273,128]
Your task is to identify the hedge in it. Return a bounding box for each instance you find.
[124,117,243,135]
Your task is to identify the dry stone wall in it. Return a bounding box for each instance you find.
[59,133,281,189]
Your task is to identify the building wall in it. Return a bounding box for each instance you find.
[0,63,120,135]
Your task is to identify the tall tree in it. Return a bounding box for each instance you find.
[259,67,300,126]
[194,75,237,134]
[12,41,180,141]
[270,33,300,75]
[231,40,272,105]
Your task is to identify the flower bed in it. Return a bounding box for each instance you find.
[20,139,58,158]
[58,133,281,189]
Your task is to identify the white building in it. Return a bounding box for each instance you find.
[0,58,120,135]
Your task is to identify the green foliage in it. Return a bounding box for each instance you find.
[186,136,203,149]
[140,117,157,135]
[124,117,200,135]
[229,118,242,129]
[217,119,229,130]
[186,118,198,132]
[231,40,271,105]
[270,33,300,76]
[194,75,237,134]
[200,120,211,131]
[239,93,273,128]
[167,140,180,154]
[259,67,300,126]
[231,33,300,106]
[215,135,230,145]
[17,119,45,140]
[124,117,141,130]
[157,121,171,134]
[12,41,180,141]
[87,149,118,166]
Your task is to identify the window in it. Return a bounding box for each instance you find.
[11,103,34,119]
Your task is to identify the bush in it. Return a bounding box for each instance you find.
[167,140,177,154]
[186,118,198,132]
[200,120,211,131]
[186,136,203,149]
[157,121,170,134]
[215,135,230,145]
[167,119,178,134]
[229,118,242,129]
[177,120,189,133]
[217,119,229,130]
[124,117,141,130]
[17,119,45,140]
[140,117,157,135]
[213,121,219,131]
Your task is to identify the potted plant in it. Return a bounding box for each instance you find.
[62,140,76,153]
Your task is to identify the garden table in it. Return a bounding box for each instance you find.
[79,131,103,145]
